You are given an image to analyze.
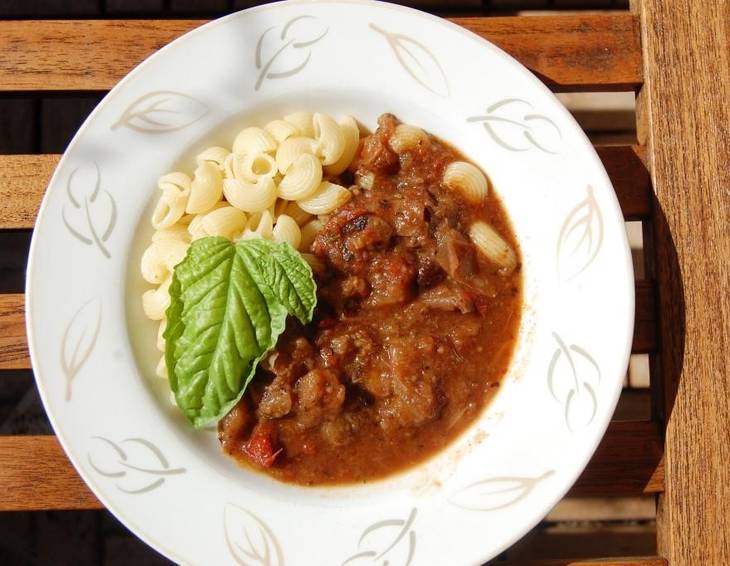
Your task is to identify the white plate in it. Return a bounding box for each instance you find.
[26,1,634,564]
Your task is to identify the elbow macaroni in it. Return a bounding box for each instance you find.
[442,161,489,204]
[142,111,363,329]
[277,153,323,200]
[389,123,427,153]
[313,112,346,165]
[469,221,517,272]
[298,181,352,215]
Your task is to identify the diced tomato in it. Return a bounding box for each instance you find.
[243,423,281,468]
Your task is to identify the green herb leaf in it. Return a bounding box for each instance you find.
[164,237,316,428]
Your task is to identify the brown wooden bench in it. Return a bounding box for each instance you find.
[0,2,727,564]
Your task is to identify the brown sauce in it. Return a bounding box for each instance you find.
[218,113,522,485]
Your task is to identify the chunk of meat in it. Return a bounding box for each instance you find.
[296,369,345,411]
[393,192,433,247]
[366,254,416,307]
[419,283,473,313]
[344,215,393,253]
[355,114,399,174]
[312,209,393,274]
[218,401,252,453]
[435,226,477,279]
[243,422,281,468]
[416,253,445,289]
[257,377,293,419]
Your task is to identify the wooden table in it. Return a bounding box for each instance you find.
[0,1,727,564]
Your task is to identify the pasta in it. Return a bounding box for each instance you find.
[187,162,223,214]
[188,202,228,240]
[152,223,191,243]
[389,123,427,153]
[156,355,168,379]
[264,119,298,143]
[313,112,346,165]
[199,206,248,240]
[157,319,167,352]
[152,172,191,229]
[283,111,315,137]
[223,177,278,213]
[442,161,489,204]
[297,181,352,215]
[325,115,360,175]
[276,137,317,174]
[232,127,277,155]
[277,153,323,200]
[196,146,230,169]
[280,201,312,226]
[240,210,274,240]
[272,214,302,248]
[142,275,172,320]
[142,111,362,331]
[299,218,323,251]
[141,239,189,284]
[469,221,517,272]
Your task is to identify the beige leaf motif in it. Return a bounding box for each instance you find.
[556,185,604,280]
[87,436,185,494]
[342,508,417,566]
[369,23,450,97]
[449,470,555,511]
[61,298,102,401]
[547,332,601,431]
[112,91,208,133]
[224,504,284,566]
[467,98,562,154]
[62,162,116,259]
[255,15,328,91]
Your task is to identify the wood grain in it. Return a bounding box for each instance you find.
[0,154,56,229]
[503,559,666,566]
[0,294,28,370]
[0,420,663,511]
[570,420,664,496]
[0,14,641,92]
[0,436,101,511]
[632,0,730,564]
[0,146,652,231]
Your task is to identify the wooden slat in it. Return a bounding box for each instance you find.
[0,154,56,230]
[633,280,657,354]
[0,145,652,231]
[570,420,664,496]
[0,436,101,511]
[0,14,641,92]
[504,559,666,566]
[0,420,663,511]
[0,294,28,370]
[631,0,730,564]
[595,145,652,220]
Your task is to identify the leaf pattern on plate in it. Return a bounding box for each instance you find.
[111,91,209,133]
[547,332,601,431]
[255,15,328,91]
[467,98,562,154]
[449,470,555,512]
[60,298,101,401]
[87,437,185,494]
[61,162,116,259]
[556,185,604,280]
[341,508,417,566]
[224,504,284,566]
[369,23,450,97]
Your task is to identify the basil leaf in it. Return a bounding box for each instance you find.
[164,236,316,428]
